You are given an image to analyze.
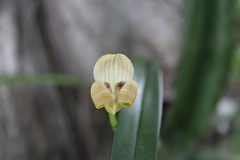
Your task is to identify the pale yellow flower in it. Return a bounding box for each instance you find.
[90,54,138,115]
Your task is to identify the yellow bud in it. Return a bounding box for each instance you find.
[90,54,138,115]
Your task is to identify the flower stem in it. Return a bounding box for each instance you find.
[109,113,118,132]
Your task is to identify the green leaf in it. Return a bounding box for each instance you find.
[161,0,238,159]
[0,74,88,88]
[111,57,163,160]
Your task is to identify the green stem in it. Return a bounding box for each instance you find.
[109,114,118,132]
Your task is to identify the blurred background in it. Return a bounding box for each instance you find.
[0,0,239,160]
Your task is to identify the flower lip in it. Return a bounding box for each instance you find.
[90,54,138,115]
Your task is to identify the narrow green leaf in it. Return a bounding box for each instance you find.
[111,57,163,160]
[0,74,88,88]
[111,57,147,159]
[135,61,163,159]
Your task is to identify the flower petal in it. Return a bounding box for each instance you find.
[93,54,134,88]
[116,80,138,108]
[90,81,114,109]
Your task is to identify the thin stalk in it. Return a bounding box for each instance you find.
[109,113,118,132]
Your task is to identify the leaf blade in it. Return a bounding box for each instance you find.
[111,57,163,160]
[111,57,147,160]
[135,61,163,159]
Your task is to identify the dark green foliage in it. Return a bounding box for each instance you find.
[161,0,238,159]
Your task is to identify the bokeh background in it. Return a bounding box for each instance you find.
[0,0,239,160]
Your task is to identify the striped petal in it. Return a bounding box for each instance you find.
[90,81,114,109]
[116,80,138,108]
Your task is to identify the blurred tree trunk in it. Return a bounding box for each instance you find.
[0,0,180,159]
[1,0,91,159]
[0,1,101,159]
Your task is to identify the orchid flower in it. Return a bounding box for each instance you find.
[90,54,138,115]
